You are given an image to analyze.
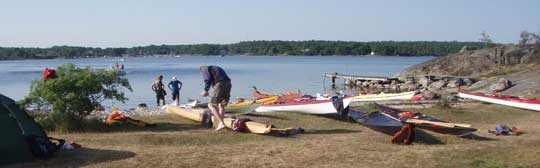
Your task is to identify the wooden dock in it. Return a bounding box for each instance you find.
[323,73,398,82]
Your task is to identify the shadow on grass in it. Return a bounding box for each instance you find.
[460,134,498,141]
[241,113,288,120]
[82,122,203,133]
[12,147,135,168]
[414,130,445,145]
[304,129,361,135]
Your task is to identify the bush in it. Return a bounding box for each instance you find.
[23,63,132,132]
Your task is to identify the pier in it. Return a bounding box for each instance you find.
[323,73,399,85]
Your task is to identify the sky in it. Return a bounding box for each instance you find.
[1,0,539,48]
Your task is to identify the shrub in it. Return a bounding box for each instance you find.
[23,63,132,132]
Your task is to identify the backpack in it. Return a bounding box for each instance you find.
[25,135,65,158]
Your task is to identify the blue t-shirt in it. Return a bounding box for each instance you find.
[168,80,183,92]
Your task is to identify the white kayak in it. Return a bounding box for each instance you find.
[458,90,540,111]
[351,91,416,102]
[255,97,352,114]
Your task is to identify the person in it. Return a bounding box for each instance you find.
[151,75,166,106]
[168,76,183,106]
[200,65,231,131]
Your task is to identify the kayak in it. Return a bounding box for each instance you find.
[226,96,278,114]
[255,96,353,114]
[164,105,272,134]
[348,109,403,135]
[375,104,477,135]
[458,90,540,111]
[226,103,261,114]
[252,87,303,101]
[351,91,416,102]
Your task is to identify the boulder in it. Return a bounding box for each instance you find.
[447,78,465,88]
[422,90,437,100]
[428,80,447,91]
[418,76,432,88]
[490,78,513,92]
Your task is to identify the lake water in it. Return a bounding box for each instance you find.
[0,56,432,109]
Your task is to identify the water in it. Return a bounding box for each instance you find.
[0,56,432,109]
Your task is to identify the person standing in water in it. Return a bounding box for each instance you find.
[151,75,166,106]
[168,76,183,106]
[200,65,231,131]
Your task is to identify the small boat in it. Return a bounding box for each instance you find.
[375,104,477,135]
[255,96,353,114]
[252,86,303,101]
[458,90,540,111]
[351,91,416,102]
[165,105,272,134]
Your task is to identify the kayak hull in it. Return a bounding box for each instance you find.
[458,90,540,111]
[352,91,415,102]
[165,105,272,134]
[255,97,353,114]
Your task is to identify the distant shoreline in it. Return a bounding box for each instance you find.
[0,54,436,61]
[0,40,484,60]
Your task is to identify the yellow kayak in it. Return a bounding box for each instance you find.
[165,105,272,134]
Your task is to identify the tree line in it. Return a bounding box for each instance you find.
[0,41,486,60]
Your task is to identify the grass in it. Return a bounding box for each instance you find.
[6,104,540,168]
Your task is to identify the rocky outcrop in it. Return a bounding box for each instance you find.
[395,45,540,78]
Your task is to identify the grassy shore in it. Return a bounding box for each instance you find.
[7,104,540,168]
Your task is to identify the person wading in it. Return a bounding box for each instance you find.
[200,65,232,131]
[168,76,183,106]
[151,75,166,106]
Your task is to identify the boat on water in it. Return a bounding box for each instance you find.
[255,96,353,114]
[351,91,416,102]
[252,86,303,101]
[458,90,540,111]
[164,105,271,134]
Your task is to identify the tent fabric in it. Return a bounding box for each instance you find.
[0,94,48,164]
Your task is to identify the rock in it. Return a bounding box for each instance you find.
[446,95,459,102]
[362,82,370,87]
[422,91,437,100]
[447,78,465,88]
[428,80,447,90]
[463,78,475,86]
[490,78,513,92]
[419,76,432,88]
[394,45,540,78]
[468,80,489,90]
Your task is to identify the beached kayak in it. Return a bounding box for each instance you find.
[458,90,540,111]
[351,91,415,102]
[376,104,477,135]
[255,96,353,114]
[226,103,261,114]
[252,87,303,101]
[164,105,272,134]
[348,109,403,135]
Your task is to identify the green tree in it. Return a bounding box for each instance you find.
[23,64,132,131]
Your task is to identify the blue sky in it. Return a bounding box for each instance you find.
[1,0,539,47]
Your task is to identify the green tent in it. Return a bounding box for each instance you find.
[0,93,48,164]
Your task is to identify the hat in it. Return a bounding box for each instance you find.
[172,76,177,81]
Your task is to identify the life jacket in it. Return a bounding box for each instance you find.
[42,68,56,79]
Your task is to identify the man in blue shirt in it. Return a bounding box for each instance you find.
[168,76,183,106]
[200,65,232,131]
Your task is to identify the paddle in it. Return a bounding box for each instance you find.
[405,119,472,128]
